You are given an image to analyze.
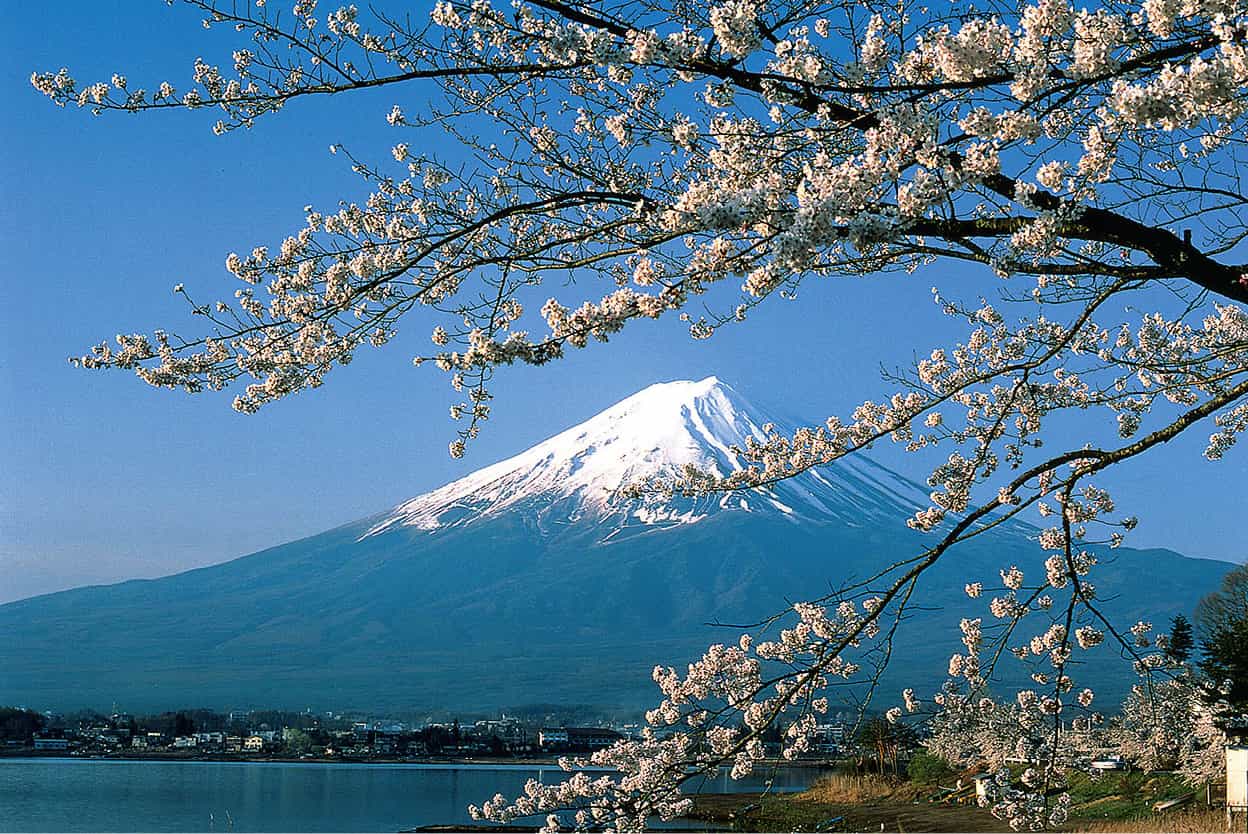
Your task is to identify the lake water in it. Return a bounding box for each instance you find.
[0,758,820,832]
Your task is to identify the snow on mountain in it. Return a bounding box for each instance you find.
[0,376,1229,713]
[365,377,931,540]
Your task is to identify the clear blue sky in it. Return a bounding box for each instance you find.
[1,1,1243,604]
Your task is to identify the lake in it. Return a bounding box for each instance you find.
[0,758,821,832]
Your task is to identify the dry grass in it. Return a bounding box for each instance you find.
[1072,807,1229,832]
[799,772,900,804]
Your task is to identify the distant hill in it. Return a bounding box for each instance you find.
[0,378,1231,712]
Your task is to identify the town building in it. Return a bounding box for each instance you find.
[196,731,226,748]
[538,728,568,746]
[475,718,528,748]
[539,727,623,751]
[812,723,848,755]
[33,737,69,751]
[567,727,623,749]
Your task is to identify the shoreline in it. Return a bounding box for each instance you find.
[0,750,836,770]
[1,751,578,766]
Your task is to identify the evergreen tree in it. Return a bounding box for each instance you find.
[1167,615,1195,665]
[0,707,46,743]
[1199,617,1248,713]
[172,712,195,737]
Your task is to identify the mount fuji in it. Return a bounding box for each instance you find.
[365,377,928,539]
[0,378,1231,712]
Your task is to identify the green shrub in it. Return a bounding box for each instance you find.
[907,751,954,784]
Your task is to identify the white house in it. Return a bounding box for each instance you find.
[1225,718,1248,829]
[1229,744,1248,826]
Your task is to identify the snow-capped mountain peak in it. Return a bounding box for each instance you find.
[365,377,929,539]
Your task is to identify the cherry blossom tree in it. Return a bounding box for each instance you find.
[32,0,1248,829]
[1111,674,1226,784]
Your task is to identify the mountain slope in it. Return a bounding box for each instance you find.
[366,377,930,538]
[0,378,1232,712]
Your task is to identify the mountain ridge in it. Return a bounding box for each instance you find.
[0,378,1232,712]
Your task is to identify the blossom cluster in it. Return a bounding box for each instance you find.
[469,597,881,829]
[31,2,1248,828]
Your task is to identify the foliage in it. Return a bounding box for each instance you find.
[906,751,955,785]
[173,712,196,737]
[856,716,920,775]
[1166,615,1195,665]
[30,0,1248,830]
[0,707,47,742]
[1198,617,1248,712]
[1196,563,1248,711]
[282,728,314,753]
[1195,562,1248,639]
[1064,770,1196,823]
